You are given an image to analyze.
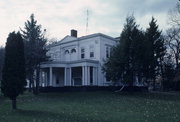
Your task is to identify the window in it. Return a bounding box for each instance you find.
[65,50,69,54]
[71,48,76,53]
[90,52,94,58]
[90,46,94,58]
[81,48,85,59]
[106,47,109,58]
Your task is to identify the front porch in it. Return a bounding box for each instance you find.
[40,60,99,87]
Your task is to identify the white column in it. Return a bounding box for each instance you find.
[64,67,67,86]
[87,66,90,85]
[96,67,98,85]
[70,67,72,86]
[49,67,53,86]
[82,66,85,85]
[84,66,87,85]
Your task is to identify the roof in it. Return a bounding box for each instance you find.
[40,59,99,68]
[42,59,99,64]
[48,33,116,48]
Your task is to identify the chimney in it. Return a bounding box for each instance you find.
[71,29,77,37]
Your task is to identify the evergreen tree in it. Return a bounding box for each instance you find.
[1,32,26,109]
[103,15,145,86]
[0,47,5,81]
[145,17,166,89]
[21,14,48,94]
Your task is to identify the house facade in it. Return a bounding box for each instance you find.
[40,30,117,87]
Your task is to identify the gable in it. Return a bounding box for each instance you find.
[60,35,77,43]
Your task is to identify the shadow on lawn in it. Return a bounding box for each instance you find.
[15,109,92,121]
[116,92,180,101]
[16,109,63,119]
[0,95,5,105]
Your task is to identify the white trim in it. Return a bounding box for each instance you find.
[48,33,116,48]
[69,67,72,86]
[64,68,67,86]
[82,66,85,85]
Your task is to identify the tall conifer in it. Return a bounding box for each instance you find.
[1,32,26,109]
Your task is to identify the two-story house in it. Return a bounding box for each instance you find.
[40,30,117,87]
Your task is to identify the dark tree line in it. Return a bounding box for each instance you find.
[166,3,180,69]
[163,3,180,90]
[103,3,180,91]
[0,47,5,82]
[103,15,165,90]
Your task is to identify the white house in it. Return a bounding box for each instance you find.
[40,30,117,87]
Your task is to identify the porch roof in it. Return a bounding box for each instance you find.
[40,59,99,68]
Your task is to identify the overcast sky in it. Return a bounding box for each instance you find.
[0,0,178,46]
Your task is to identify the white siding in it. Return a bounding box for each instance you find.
[46,33,116,86]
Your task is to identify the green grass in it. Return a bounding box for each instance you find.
[0,91,180,122]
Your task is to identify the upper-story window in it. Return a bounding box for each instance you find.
[71,48,76,53]
[65,50,69,54]
[106,47,109,58]
[106,46,112,58]
[89,46,94,58]
[81,48,85,59]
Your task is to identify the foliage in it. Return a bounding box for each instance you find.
[103,16,166,89]
[168,3,180,26]
[117,16,144,85]
[1,32,26,109]
[144,17,166,88]
[21,14,49,94]
[163,3,180,90]
[166,26,180,69]
[0,47,5,81]
[163,63,175,91]
[103,15,144,85]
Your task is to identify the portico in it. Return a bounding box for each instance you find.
[40,59,99,87]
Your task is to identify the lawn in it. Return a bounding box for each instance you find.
[0,91,180,122]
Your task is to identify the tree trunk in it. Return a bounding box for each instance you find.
[175,54,179,69]
[12,98,17,110]
[28,73,34,92]
[31,73,35,94]
[160,59,164,91]
[153,77,156,91]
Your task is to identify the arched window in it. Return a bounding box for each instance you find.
[65,50,69,54]
[71,48,76,53]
